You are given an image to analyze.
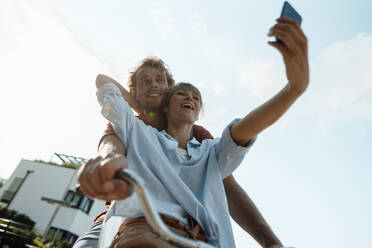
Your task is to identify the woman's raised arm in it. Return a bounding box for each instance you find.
[230,84,302,145]
[231,17,309,146]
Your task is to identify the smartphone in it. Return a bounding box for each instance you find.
[280,1,302,25]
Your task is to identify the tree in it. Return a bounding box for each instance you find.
[0,206,35,227]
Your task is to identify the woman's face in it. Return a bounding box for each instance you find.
[165,88,201,124]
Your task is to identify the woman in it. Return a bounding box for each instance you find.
[96,81,255,248]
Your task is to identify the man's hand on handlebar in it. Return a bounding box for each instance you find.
[77,153,132,200]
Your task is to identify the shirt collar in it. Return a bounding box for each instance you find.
[161,130,201,147]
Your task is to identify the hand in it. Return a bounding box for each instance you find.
[268,18,309,96]
[77,153,132,200]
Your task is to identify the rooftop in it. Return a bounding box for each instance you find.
[33,153,87,170]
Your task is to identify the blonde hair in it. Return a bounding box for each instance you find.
[163,82,203,110]
[128,56,175,94]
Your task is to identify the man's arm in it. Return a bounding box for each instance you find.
[224,176,283,248]
[231,18,309,145]
[96,74,143,114]
[78,132,132,200]
[79,73,145,200]
[224,18,308,247]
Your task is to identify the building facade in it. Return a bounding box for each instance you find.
[0,155,106,244]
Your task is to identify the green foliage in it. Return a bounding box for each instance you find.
[0,178,5,188]
[13,213,35,227]
[0,206,35,227]
[23,227,37,239]
[55,239,73,248]
[62,162,78,169]
[33,159,79,169]
[34,159,59,166]
[0,207,17,219]
[42,236,72,248]
[0,213,39,247]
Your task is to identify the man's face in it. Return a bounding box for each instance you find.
[134,66,168,111]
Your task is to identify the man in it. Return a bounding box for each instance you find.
[75,17,308,248]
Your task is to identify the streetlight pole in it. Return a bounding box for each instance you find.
[41,197,70,238]
[41,166,78,239]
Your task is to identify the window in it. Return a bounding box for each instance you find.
[46,226,57,238]
[66,232,78,244]
[55,228,63,241]
[8,177,23,191]
[63,190,93,214]
[79,196,93,213]
[63,190,74,204]
[69,194,81,208]
[46,227,78,244]
[1,177,23,203]
[1,190,14,203]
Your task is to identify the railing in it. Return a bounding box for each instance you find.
[0,218,34,247]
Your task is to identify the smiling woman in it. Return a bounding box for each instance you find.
[163,82,203,110]
[163,83,203,139]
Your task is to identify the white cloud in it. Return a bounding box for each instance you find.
[0,0,109,178]
[237,33,372,137]
[311,33,372,120]
[239,59,286,100]
[305,33,372,139]
[146,0,176,44]
[146,0,244,67]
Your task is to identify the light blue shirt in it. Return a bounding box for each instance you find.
[97,83,256,248]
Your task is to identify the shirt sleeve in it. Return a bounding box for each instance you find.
[215,118,257,179]
[96,83,135,147]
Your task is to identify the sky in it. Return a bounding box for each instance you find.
[0,0,371,247]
